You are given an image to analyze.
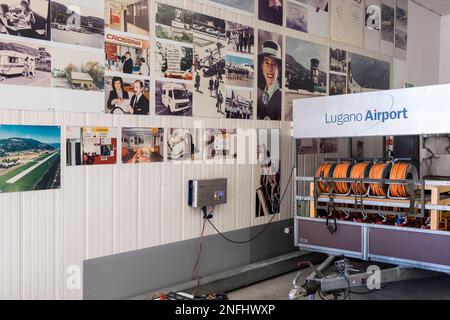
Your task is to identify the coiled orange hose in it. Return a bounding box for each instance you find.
[315,162,333,193]
[350,162,369,195]
[333,162,352,194]
[369,162,388,197]
[389,163,410,198]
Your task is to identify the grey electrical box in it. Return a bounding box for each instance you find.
[188,179,227,208]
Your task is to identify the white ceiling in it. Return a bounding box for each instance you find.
[413,0,450,15]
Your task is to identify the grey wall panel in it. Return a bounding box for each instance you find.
[84,219,295,300]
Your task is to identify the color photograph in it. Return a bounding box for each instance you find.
[104,32,150,76]
[167,128,202,161]
[225,55,254,88]
[0,124,60,193]
[347,53,390,93]
[155,80,192,116]
[155,3,193,44]
[329,73,346,96]
[286,37,327,96]
[257,30,282,121]
[256,128,280,217]
[50,0,104,48]
[104,76,150,115]
[0,0,51,40]
[66,126,117,166]
[258,0,283,26]
[154,40,193,81]
[192,13,226,118]
[205,128,237,160]
[225,87,253,120]
[0,38,51,87]
[52,46,104,91]
[122,127,164,164]
[286,0,308,33]
[105,0,149,36]
[329,47,347,74]
[226,22,254,55]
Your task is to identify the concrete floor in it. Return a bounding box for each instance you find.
[229,267,450,300]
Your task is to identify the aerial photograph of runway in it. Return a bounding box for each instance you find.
[0,125,61,193]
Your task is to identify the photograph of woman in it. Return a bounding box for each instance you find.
[257,32,282,121]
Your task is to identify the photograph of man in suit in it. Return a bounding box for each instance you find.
[257,39,282,121]
[130,80,149,115]
[106,76,130,113]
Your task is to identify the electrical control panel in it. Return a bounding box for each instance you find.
[188,179,227,208]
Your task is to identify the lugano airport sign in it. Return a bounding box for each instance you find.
[293,84,450,138]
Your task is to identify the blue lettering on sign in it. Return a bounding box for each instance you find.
[325,108,408,126]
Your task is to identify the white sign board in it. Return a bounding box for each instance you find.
[293,84,450,138]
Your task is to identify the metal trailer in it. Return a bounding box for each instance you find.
[290,84,450,299]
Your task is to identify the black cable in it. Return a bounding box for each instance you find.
[206,165,295,245]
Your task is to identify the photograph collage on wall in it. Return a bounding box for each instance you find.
[167,128,202,161]
[329,47,347,96]
[286,0,329,38]
[347,52,390,93]
[104,0,150,116]
[122,127,163,164]
[257,30,283,121]
[66,126,117,166]
[256,128,280,217]
[205,128,237,160]
[0,124,60,193]
[154,3,193,117]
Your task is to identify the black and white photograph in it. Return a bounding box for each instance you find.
[205,128,237,160]
[52,46,104,91]
[256,128,280,217]
[330,47,347,74]
[192,13,226,118]
[319,138,338,154]
[105,0,149,36]
[225,87,253,120]
[286,36,327,96]
[347,52,390,93]
[297,138,318,155]
[50,0,104,48]
[225,54,254,88]
[257,30,282,121]
[104,76,150,115]
[258,0,283,26]
[105,32,150,76]
[0,0,51,40]
[381,3,394,43]
[286,0,308,33]
[155,3,193,44]
[167,128,202,161]
[155,80,192,116]
[0,38,51,87]
[226,22,254,55]
[154,40,193,81]
[329,73,346,96]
